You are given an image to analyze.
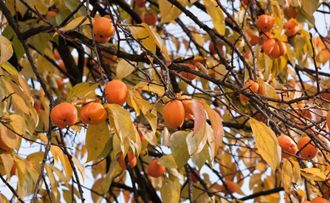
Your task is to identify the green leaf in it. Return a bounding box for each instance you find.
[160,177,181,203]
[86,122,110,162]
[0,35,13,64]
[170,131,190,168]
[249,118,281,170]
[116,59,135,79]
[203,0,225,35]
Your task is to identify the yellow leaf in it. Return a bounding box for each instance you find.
[0,123,18,150]
[249,118,281,170]
[135,81,165,96]
[85,122,110,162]
[170,131,190,168]
[45,164,58,191]
[9,114,25,135]
[72,156,85,181]
[282,159,293,193]
[159,155,177,169]
[0,154,14,177]
[200,100,224,157]
[0,35,13,64]
[50,146,73,181]
[107,104,141,153]
[1,62,18,75]
[116,59,135,79]
[160,177,181,203]
[159,0,181,23]
[186,101,208,155]
[203,0,225,35]
[67,82,99,103]
[59,16,90,32]
[301,167,326,181]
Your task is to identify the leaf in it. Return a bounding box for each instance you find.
[159,155,177,169]
[282,159,294,193]
[130,23,169,61]
[0,35,13,64]
[72,156,85,181]
[159,0,182,23]
[0,153,14,177]
[186,101,208,155]
[86,122,110,162]
[135,81,165,96]
[200,100,224,157]
[67,82,99,103]
[0,123,18,150]
[59,16,89,32]
[203,0,225,35]
[160,177,181,203]
[50,146,73,181]
[170,131,190,168]
[301,167,326,181]
[116,59,135,79]
[249,118,281,171]
[1,62,18,75]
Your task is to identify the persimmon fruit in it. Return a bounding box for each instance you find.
[180,64,198,80]
[163,100,185,129]
[240,80,259,104]
[55,78,65,89]
[93,17,115,43]
[53,50,61,60]
[51,102,78,128]
[285,18,299,37]
[209,41,223,55]
[135,0,146,7]
[246,28,260,45]
[147,159,165,178]
[277,135,298,158]
[47,10,57,17]
[118,150,137,170]
[310,197,328,203]
[104,80,128,105]
[256,15,275,32]
[297,137,318,160]
[80,102,107,125]
[262,39,286,58]
[143,12,157,26]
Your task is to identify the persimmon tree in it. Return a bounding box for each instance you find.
[0,0,329,202]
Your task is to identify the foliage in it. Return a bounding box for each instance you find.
[0,0,329,202]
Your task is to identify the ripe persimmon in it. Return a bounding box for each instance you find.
[284,6,298,19]
[256,15,275,32]
[118,150,137,170]
[297,136,318,160]
[147,159,165,178]
[180,64,198,80]
[143,12,157,26]
[80,102,107,125]
[262,39,286,58]
[277,135,298,158]
[278,41,287,56]
[104,80,128,105]
[93,16,115,43]
[163,99,185,129]
[55,78,65,89]
[51,102,78,128]
[47,10,57,17]
[240,80,259,104]
[179,95,194,119]
[135,0,146,7]
[58,60,66,71]
[310,197,328,203]
[209,41,223,55]
[53,49,61,60]
[285,18,299,37]
[246,28,260,45]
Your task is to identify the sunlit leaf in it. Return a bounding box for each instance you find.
[249,118,281,170]
[160,177,180,203]
[0,35,13,64]
[301,167,326,181]
[67,82,99,103]
[159,0,181,23]
[203,0,225,35]
[116,59,135,79]
[86,122,110,162]
[170,131,190,168]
